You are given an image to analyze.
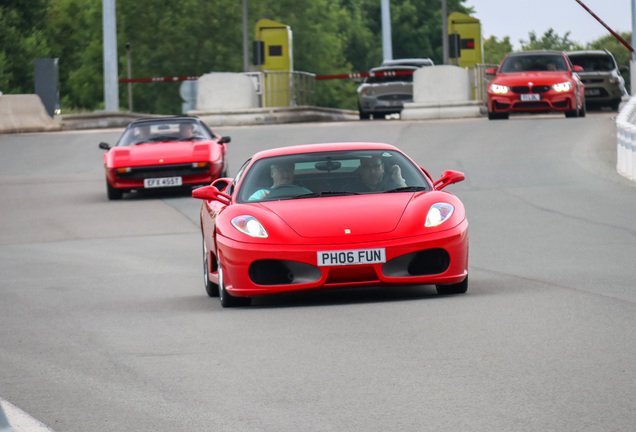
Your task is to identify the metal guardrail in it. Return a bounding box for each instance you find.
[616,96,636,181]
[245,71,316,108]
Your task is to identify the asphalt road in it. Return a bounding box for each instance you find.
[1,112,636,431]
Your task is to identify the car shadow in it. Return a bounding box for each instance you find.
[245,284,459,309]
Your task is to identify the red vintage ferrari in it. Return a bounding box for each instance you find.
[99,117,230,200]
[486,50,585,120]
[192,142,469,307]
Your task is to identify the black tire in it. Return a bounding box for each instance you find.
[218,259,250,307]
[436,276,468,295]
[488,111,508,120]
[358,104,370,120]
[106,180,123,200]
[578,101,586,117]
[202,238,219,297]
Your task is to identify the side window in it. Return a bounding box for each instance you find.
[226,159,251,197]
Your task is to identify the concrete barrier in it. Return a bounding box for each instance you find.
[401,65,482,120]
[616,96,636,182]
[197,72,259,111]
[0,95,61,133]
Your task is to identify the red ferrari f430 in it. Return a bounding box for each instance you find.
[192,142,469,307]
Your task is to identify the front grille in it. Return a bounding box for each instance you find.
[382,248,450,277]
[581,78,604,84]
[531,86,550,93]
[585,88,610,97]
[494,101,511,109]
[377,94,412,101]
[249,259,321,285]
[515,101,550,109]
[116,163,209,179]
[511,85,550,94]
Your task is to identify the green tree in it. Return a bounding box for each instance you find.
[483,35,513,65]
[0,1,51,94]
[15,0,472,114]
[520,28,583,51]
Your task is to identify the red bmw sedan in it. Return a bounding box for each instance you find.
[486,50,585,120]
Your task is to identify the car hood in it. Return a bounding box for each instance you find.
[108,141,214,166]
[493,71,573,86]
[259,193,412,238]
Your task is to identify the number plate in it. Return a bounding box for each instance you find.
[144,177,183,188]
[585,89,601,96]
[317,248,386,266]
[520,94,540,101]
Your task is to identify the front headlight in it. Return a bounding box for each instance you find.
[490,83,509,94]
[425,203,454,227]
[231,215,268,238]
[552,81,572,92]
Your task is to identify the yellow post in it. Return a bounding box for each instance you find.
[447,12,482,68]
[255,18,293,107]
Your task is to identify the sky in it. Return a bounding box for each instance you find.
[463,0,633,49]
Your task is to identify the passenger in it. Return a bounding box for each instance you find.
[350,156,406,192]
[179,123,196,140]
[249,162,310,200]
[546,62,557,71]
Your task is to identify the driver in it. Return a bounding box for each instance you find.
[249,162,310,200]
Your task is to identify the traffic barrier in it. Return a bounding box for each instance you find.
[0,94,60,133]
[616,96,636,181]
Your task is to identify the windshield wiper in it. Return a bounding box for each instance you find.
[296,191,361,198]
[384,186,428,193]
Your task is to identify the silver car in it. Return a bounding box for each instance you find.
[567,50,627,110]
[357,58,433,120]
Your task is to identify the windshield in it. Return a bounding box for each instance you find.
[237,149,431,203]
[568,54,615,72]
[116,119,213,146]
[500,54,568,73]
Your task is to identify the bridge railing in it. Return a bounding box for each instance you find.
[616,96,636,181]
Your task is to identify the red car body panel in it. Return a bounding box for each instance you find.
[487,51,585,117]
[195,142,469,303]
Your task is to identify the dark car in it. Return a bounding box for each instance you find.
[567,50,627,110]
[357,58,434,120]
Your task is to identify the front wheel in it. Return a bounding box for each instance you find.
[106,180,123,200]
[202,238,219,297]
[488,111,508,120]
[218,259,250,307]
[436,276,468,295]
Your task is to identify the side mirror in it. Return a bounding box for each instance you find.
[433,170,465,190]
[485,67,497,75]
[98,142,111,150]
[218,136,231,144]
[192,185,231,204]
[573,65,584,72]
